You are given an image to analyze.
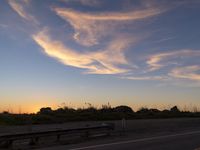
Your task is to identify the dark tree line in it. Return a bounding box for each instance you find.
[0,105,200,125]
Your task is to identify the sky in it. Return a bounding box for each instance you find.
[0,0,200,113]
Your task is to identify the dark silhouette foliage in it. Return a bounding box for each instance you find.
[114,105,134,113]
[39,107,53,115]
[0,105,200,125]
[170,106,180,113]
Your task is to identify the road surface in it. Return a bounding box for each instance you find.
[2,118,200,150]
[39,130,200,150]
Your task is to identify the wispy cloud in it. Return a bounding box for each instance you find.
[78,0,101,6]
[6,0,200,85]
[53,5,166,46]
[151,36,176,43]
[169,65,200,81]
[122,49,200,82]
[32,29,133,74]
[62,0,102,7]
[0,24,8,28]
[147,50,200,71]
[54,7,164,21]
[121,76,169,81]
[8,0,38,24]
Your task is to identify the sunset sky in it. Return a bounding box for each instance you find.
[0,0,200,113]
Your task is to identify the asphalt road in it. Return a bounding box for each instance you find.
[39,130,200,150]
[2,118,200,150]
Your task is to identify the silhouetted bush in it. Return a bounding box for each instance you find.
[38,107,53,115]
[170,106,180,113]
[137,107,150,116]
[1,104,200,125]
[114,105,134,113]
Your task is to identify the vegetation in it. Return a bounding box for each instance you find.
[1,105,200,125]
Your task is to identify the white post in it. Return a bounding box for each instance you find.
[122,118,126,134]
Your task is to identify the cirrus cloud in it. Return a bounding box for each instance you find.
[6,0,200,85]
[123,49,200,82]
[8,0,38,24]
[53,5,166,46]
[32,29,134,74]
[169,65,200,81]
[147,50,200,71]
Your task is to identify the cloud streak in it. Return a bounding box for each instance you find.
[33,29,200,81]
[147,50,200,71]
[123,49,200,82]
[62,0,102,7]
[32,29,132,74]
[121,76,169,81]
[169,66,200,81]
[54,7,164,21]
[53,5,165,46]
[8,0,38,23]
[7,0,200,84]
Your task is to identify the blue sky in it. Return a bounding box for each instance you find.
[0,0,200,113]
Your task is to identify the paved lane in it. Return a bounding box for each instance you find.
[41,130,200,150]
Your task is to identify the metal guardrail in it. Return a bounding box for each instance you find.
[0,123,115,148]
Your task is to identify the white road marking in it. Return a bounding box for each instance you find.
[70,130,200,150]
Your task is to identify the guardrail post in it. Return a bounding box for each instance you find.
[84,124,90,138]
[85,130,90,138]
[120,118,126,135]
[1,140,13,148]
[56,134,60,141]
[104,123,115,136]
[29,137,39,145]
